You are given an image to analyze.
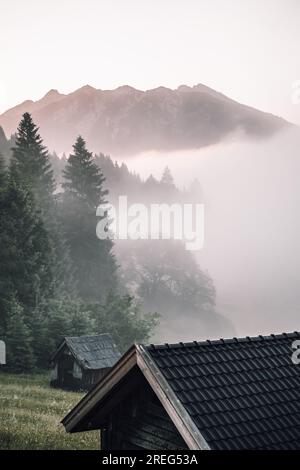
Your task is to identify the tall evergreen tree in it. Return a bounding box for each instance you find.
[0,157,7,335]
[11,113,55,209]
[160,166,174,186]
[63,136,108,207]
[89,293,159,352]
[4,295,35,372]
[62,136,117,301]
[0,173,54,330]
[0,154,6,188]
[11,113,74,295]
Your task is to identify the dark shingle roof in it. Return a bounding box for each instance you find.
[146,332,300,450]
[65,334,121,370]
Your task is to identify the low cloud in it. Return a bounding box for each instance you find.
[124,127,300,337]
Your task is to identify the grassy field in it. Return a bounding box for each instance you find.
[0,372,98,450]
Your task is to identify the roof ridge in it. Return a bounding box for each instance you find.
[66,333,112,340]
[145,331,300,350]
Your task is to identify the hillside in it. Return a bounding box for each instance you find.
[0,84,291,155]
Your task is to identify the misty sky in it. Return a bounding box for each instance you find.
[0,0,299,124]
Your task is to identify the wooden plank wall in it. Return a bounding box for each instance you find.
[102,382,188,450]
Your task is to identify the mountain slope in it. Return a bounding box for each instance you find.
[0,84,292,155]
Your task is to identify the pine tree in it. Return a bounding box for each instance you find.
[11,113,55,210]
[160,166,174,186]
[0,174,54,328]
[70,306,92,337]
[62,136,117,301]
[145,174,158,187]
[30,305,49,368]
[5,295,35,372]
[90,293,159,352]
[0,154,6,189]
[42,298,73,353]
[63,136,108,208]
[31,298,80,367]
[0,161,8,335]
[11,113,74,296]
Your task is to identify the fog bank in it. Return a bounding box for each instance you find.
[123,128,300,338]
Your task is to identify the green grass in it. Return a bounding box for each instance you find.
[0,372,98,449]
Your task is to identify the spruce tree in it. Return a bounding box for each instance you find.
[30,305,49,368]
[63,136,108,207]
[62,136,117,301]
[90,293,159,352]
[70,307,92,337]
[0,174,54,329]
[0,154,6,189]
[11,113,74,295]
[5,295,35,372]
[160,166,174,186]
[11,113,55,210]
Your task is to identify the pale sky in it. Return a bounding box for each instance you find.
[0,0,300,123]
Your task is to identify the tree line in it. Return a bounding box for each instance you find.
[0,113,158,372]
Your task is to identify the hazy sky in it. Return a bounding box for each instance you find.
[0,0,300,123]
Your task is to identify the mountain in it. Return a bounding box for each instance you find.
[0,84,292,156]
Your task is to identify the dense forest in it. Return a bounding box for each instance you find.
[0,114,222,372]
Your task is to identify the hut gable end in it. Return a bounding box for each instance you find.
[50,334,121,391]
[62,331,300,450]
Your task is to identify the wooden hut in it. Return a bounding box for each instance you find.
[50,334,121,391]
[62,331,300,450]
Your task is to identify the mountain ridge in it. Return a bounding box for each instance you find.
[0,84,292,155]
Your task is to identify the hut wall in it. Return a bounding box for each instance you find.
[50,356,111,391]
[50,351,82,390]
[101,382,188,450]
[83,368,111,390]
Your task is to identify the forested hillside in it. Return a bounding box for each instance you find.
[0,114,158,371]
[0,114,232,372]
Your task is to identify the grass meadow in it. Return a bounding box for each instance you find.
[0,372,98,450]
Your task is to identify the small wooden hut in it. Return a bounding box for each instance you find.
[50,334,121,391]
[62,331,300,450]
